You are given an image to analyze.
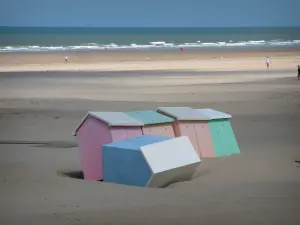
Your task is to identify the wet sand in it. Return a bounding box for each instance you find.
[1,50,300,224]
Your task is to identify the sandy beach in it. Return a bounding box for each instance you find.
[1,49,300,225]
[1,48,300,72]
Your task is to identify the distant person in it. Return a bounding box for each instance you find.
[65,56,68,63]
[266,56,270,68]
[180,47,184,52]
[298,65,300,80]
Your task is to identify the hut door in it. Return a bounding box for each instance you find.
[179,122,201,157]
[220,120,240,155]
[216,121,227,156]
[216,120,233,156]
[194,123,214,158]
[209,120,225,157]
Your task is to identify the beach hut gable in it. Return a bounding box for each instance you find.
[73,111,143,136]
[157,107,210,121]
[76,116,113,181]
[74,111,144,181]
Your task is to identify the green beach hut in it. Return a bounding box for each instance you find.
[196,108,240,157]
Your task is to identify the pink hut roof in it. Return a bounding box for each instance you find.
[157,107,210,121]
[72,111,143,136]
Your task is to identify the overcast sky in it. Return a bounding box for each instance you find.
[1,0,299,27]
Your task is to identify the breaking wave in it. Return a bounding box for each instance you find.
[1,40,300,52]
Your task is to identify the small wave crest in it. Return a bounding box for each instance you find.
[1,40,300,52]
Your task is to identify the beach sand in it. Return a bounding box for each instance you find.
[1,49,300,225]
[1,48,300,72]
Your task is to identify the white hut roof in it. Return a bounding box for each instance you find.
[72,111,143,136]
[141,136,201,187]
[157,107,210,121]
[141,136,200,174]
[196,108,232,119]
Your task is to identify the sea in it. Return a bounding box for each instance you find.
[0,27,300,52]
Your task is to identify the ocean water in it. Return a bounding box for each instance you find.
[0,27,300,52]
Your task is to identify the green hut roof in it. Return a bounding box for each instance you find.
[126,110,174,125]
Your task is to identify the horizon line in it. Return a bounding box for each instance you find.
[1,26,299,29]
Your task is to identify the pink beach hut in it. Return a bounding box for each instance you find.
[72,111,143,181]
[157,107,215,158]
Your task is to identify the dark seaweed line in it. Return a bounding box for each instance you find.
[0,140,77,148]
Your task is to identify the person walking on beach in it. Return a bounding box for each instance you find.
[297,65,300,80]
[266,56,270,68]
[65,56,68,63]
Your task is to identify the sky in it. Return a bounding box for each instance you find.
[0,0,299,27]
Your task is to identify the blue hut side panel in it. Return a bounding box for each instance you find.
[102,135,170,187]
[102,146,152,187]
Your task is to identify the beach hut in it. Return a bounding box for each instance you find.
[72,111,144,181]
[196,108,240,157]
[157,106,214,158]
[126,110,175,138]
[102,135,201,188]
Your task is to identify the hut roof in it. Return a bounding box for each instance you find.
[72,111,143,136]
[126,110,174,125]
[157,107,210,121]
[141,136,200,175]
[196,108,232,120]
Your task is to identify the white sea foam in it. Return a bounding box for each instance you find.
[1,40,300,52]
[226,42,247,46]
[248,40,266,44]
[150,41,173,46]
[201,42,217,46]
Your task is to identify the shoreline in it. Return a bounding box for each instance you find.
[1,46,300,55]
[0,47,299,72]
[1,39,300,53]
[1,46,300,53]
